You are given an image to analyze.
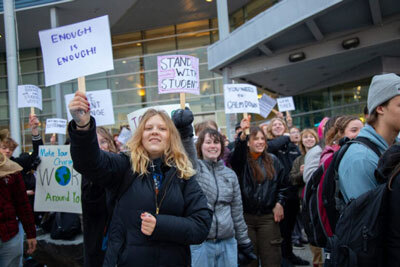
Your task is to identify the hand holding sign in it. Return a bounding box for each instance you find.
[68,91,90,129]
[240,115,251,139]
[29,114,40,136]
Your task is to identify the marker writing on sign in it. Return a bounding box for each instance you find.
[51,26,92,43]
[57,47,97,66]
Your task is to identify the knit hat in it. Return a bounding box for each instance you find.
[367,73,400,115]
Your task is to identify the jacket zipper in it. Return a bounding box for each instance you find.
[211,162,219,239]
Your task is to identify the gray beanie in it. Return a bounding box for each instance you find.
[367,73,400,115]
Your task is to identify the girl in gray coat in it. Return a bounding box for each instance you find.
[173,109,256,267]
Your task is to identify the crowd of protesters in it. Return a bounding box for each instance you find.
[0,72,399,267]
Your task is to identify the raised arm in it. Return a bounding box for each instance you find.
[267,135,290,154]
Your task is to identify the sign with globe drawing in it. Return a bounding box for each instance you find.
[34,145,82,213]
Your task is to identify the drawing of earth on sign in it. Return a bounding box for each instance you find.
[55,166,71,186]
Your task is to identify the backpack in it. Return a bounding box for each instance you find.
[50,212,82,240]
[328,183,388,267]
[302,137,381,248]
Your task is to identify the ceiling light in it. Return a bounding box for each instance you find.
[206,0,212,2]
[342,37,360,49]
[288,52,305,62]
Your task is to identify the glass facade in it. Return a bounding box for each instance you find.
[0,0,370,151]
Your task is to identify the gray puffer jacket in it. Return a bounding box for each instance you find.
[196,159,250,244]
[182,137,250,245]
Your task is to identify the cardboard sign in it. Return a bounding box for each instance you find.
[17,85,42,110]
[259,94,277,118]
[224,84,260,114]
[65,89,115,126]
[34,145,82,213]
[127,104,189,134]
[158,55,199,95]
[117,127,132,145]
[277,96,295,112]
[39,15,114,86]
[45,118,67,135]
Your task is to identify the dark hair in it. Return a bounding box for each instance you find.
[247,126,275,183]
[196,128,225,161]
[194,120,218,136]
[363,106,368,116]
[367,99,390,126]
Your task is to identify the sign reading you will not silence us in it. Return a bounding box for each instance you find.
[39,15,114,87]
[224,84,260,114]
[157,55,200,95]
[34,145,82,214]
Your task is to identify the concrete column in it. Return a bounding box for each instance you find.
[50,7,65,145]
[216,0,235,140]
[4,0,21,156]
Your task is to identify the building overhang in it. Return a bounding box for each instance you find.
[208,0,400,95]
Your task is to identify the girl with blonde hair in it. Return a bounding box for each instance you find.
[68,91,212,267]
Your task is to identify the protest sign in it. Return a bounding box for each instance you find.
[224,84,260,114]
[259,94,277,118]
[277,96,295,112]
[34,145,82,213]
[157,55,199,95]
[127,104,189,134]
[45,118,67,135]
[39,15,114,87]
[65,89,115,126]
[17,85,42,110]
[117,127,132,145]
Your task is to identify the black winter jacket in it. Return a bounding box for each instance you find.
[230,137,287,215]
[267,135,301,200]
[69,118,212,267]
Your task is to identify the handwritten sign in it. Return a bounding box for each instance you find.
[45,118,67,135]
[117,127,132,145]
[224,84,260,114]
[65,89,115,126]
[259,94,277,118]
[127,104,189,134]
[158,55,199,95]
[17,85,42,110]
[34,145,82,213]
[39,15,114,86]
[277,96,295,112]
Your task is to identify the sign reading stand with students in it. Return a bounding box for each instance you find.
[45,118,67,135]
[65,89,115,126]
[224,84,260,114]
[34,145,82,213]
[39,15,114,86]
[157,55,199,95]
[17,85,42,110]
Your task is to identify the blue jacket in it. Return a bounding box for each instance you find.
[338,125,389,203]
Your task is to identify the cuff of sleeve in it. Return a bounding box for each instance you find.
[32,134,42,141]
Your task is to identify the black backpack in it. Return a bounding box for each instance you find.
[302,137,381,248]
[50,212,82,240]
[329,183,388,267]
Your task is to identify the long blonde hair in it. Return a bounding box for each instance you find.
[126,109,195,179]
[266,118,288,139]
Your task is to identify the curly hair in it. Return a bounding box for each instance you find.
[266,118,288,139]
[126,109,195,180]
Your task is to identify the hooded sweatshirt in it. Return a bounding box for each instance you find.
[338,124,389,203]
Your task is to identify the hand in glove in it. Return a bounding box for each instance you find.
[172,107,194,139]
[238,242,257,266]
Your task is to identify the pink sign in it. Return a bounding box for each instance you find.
[157,55,200,95]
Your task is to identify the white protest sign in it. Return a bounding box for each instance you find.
[158,55,199,95]
[17,85,42,110]
[277,96,295,112]
[224,84,260,114]
[45,118,67,135]
[34,145,82,213]
[65,89,115,126]
[127,104,189,134]
[259,94,277,118]
[117,127,132,145]
[39,15,114,87]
